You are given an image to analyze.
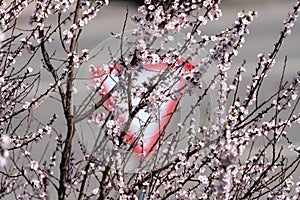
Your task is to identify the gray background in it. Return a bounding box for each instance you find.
[14,1,300,196]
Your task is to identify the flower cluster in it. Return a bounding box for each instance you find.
[283,1,300,37]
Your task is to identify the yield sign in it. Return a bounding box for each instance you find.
[90,59,193,157]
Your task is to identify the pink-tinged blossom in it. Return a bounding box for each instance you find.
[30,160,39,171]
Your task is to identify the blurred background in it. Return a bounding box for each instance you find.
[19,0,300,168]
[80,0,300,135]
[73,0,300,170]
[83,0,300,66]
[10,2,300,198]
